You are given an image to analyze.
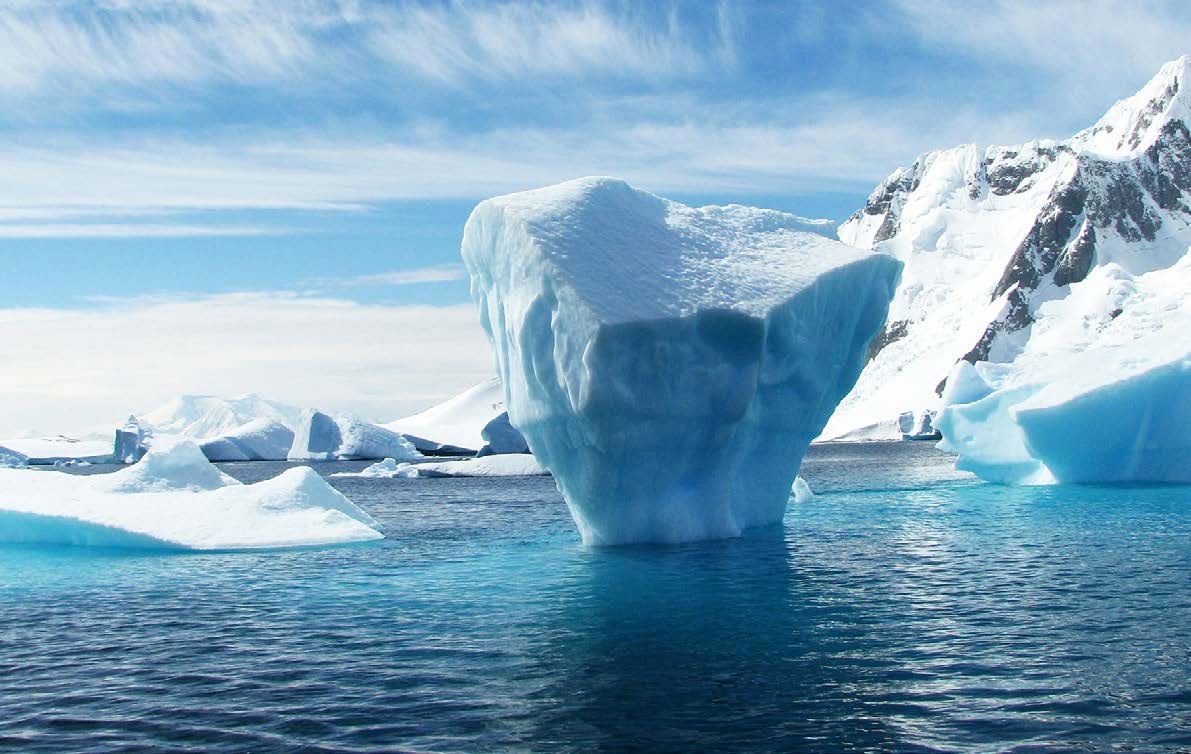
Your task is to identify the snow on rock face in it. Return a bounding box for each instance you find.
[384,377,505,453]
[824,55,1191,441]
[288,410,421,461]
[199,419,295,462]
[937,256,1191,484]
[0,442,383,549]
[463,176,901,545]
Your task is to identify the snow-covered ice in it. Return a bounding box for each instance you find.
[0,442,383,549]
[791,476,814,504]
[144,394,303,440]
[937,257,1191,484]
[335,454,548,479]
[289,410,422,461]
[0,436,115,465]
[199,418,295,462]
[462,176,901,544]
[384,377,507,453]
[476,412,530,456]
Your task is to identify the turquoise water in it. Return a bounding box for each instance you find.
[1,443,1188,752]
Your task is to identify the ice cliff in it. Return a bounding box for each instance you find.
[462,176,901,544]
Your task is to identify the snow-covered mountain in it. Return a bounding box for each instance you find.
[822,55,1191,440]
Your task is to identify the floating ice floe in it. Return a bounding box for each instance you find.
[0,442,383,549]
[791,476,814,503]
[463,176,900,544]
[335,454,548,479]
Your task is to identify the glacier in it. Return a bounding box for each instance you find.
[288,410,422,461]
[822,55,1191,442]
[0,442,383,549]
[462,176,901,545]
[937,256,1191,484]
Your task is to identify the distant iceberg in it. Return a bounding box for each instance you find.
[463,177,901,544]
[289,410,422,461]
[199,418,295,462]
[384,377,511,454]
[0,442,383,549]
[335,454,548,479]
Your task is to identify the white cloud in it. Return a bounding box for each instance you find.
[0,0,722,99]
[334,264,468,286]
[893,0,1191,115]
[0,292,494,437]
[0,223,284,238]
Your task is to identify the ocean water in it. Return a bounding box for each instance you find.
[1,443,1188,753]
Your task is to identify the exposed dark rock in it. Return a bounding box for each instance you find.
[865,319,908,363]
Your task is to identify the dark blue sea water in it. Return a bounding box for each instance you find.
[1,443,1188,753]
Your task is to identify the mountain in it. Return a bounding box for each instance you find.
[822,55,1191,440]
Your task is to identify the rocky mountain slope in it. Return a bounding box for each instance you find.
[822,55,1191,440]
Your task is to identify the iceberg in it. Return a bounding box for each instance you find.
[791,476,814,504]
[384,377,508,454]
[476,412,530,456]
[0,442,383,549]
[199,418,295,462]
[336,454,548,479]
[143,394,303,440]
[0,445,26,468]
[462,177,901,544]
[113,415,150,463]
[0,436,115,465]
[937,259,1191,484]
[288,410,422,461]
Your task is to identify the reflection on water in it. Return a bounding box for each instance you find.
[1,443,1188,752]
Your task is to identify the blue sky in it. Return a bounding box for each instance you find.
[2,0,1189,434]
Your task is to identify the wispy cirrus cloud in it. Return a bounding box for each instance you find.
[0,223,286,238]
[0,0,728,104]
[330,264,468,287]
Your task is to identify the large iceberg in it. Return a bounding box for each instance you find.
[288,410,422,461]
[199,418,295,461]
[462,177,901,544]
[937,258,1191,484]
[0,442,383,549]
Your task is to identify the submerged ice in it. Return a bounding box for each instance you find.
[0,442,383,549]
[462,177,901,544]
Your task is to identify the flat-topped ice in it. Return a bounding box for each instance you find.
[477,177,849,324]
[463,177,901,545]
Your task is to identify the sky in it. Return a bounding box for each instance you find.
[2,0,1190,436]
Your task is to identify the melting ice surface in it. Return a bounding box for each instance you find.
[0,442,382,549]
[463,177,902,544]
[1,443,1187,753]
